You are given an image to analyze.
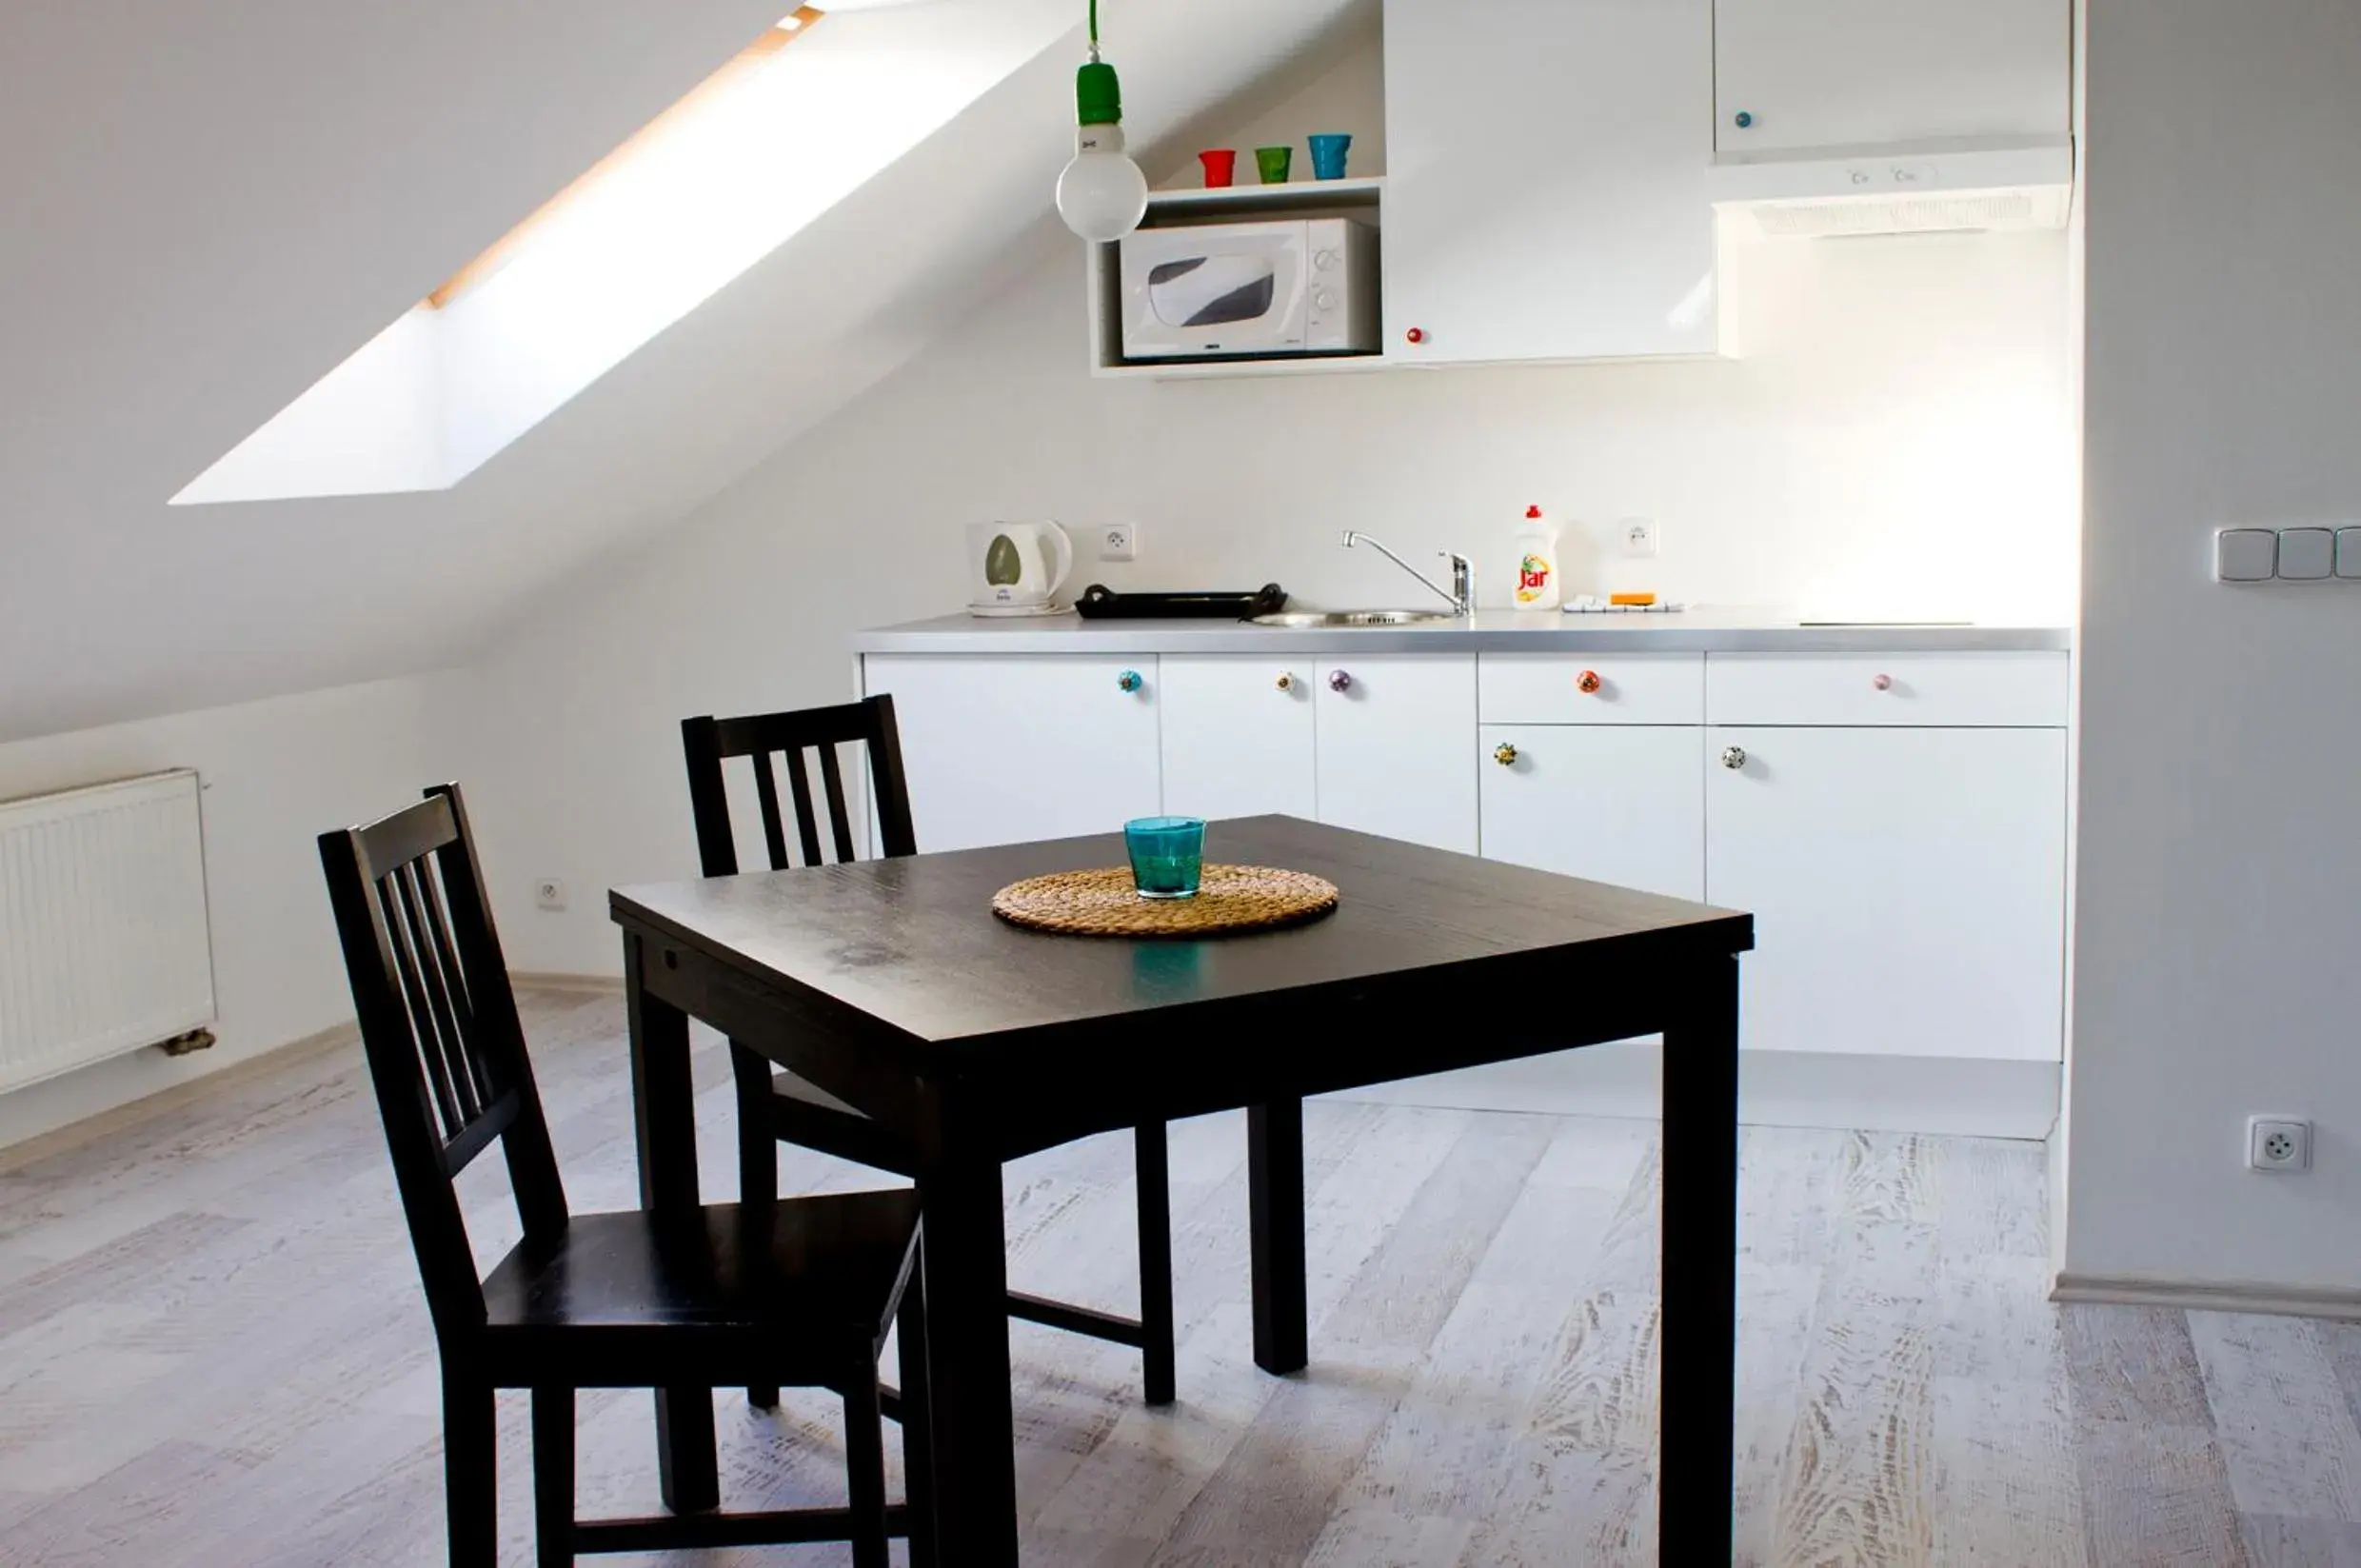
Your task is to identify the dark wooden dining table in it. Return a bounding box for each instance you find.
[608,814,1752,1565]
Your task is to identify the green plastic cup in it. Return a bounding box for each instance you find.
[1254,146,1293,185]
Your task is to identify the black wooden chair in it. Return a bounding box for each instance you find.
[319,783,932,1567]
[682,696,1178,1409]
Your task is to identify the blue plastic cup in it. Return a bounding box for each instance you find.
[1308,132,1353,181]
[1124,817,1205,900]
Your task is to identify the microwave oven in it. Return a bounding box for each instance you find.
[1118,217,1379,361]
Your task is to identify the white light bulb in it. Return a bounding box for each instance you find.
[1057,125,1148,242]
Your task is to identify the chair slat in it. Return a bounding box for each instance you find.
[817,744,856,863]
[784,749,824,866]
[379,879,465,1139]
[751,752,793,871]
[415,861,488,1121]
[414,858,494,1106]
[397,863,484,1121]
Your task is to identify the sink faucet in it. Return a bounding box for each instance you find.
[1339,530,1475,617]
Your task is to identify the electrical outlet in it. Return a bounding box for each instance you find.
[534,878,567,912]
[1620,518,1659,559]
[2247,1116,2311,1172]
[1098,523,1139,562]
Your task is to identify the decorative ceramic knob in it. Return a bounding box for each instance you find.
[1328,669,1352,693]
[1494,743,1518,766]
[1275,672,1296,692]
[1721,745,1747,770]
[1872,673,1894,691]
[1405,327,1426,345]
[1577,669,1602,694]
[1118,669,1143,694]
[1734,110,1755,129]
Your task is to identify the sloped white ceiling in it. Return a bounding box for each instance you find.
[0,0,1364,743]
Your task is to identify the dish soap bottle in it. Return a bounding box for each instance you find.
[1513,505,1560,610]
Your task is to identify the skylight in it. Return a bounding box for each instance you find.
[171,2,1061,506]
[424,10,825,313]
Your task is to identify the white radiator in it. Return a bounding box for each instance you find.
[0,770,216,1093]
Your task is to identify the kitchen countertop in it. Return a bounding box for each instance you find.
[852,607,2073,655]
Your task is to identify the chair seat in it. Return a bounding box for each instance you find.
[478,1193,920,1385]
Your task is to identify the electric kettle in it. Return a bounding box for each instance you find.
[966,522,1075,616]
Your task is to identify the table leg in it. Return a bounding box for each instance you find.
[1658,953,1739,1562]
[625,932,719,1516]
[1248,1100,1308,1377]
[917,1151,1020,1566]
[1135,1122,1176,1407]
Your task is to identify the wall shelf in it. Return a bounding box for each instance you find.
[1085,177,1386,381]
[1090,352,1395,383]
[1129,175,1383,219]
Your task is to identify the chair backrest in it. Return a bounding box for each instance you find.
[681,693,917,876]
[318,783,566,1339]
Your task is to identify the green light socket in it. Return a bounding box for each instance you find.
[1075,58,1122,126]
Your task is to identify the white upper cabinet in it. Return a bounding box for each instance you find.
[1158,655,1318,823]
[1714,0,2072,157]
[1314,654,1478,853]
[1383,0,1720,364]
[862,655,1161,853]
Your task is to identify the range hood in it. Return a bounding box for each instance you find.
[1712,138,2074,240]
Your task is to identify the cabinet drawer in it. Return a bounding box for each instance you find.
[1706,652,2068,727]
[1479,653,1704,724]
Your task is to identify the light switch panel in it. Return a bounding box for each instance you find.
[2216,528,2277,582]
[2278,526,2335,580]
[2339,527,2361,580]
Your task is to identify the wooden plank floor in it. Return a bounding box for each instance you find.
[0,989,2344,1565]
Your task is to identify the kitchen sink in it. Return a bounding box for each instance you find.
[1247,609,1457,628]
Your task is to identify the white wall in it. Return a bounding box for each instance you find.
[0,676,456,1150]
[465,32,2074,977]
[2062,0,2361,1296]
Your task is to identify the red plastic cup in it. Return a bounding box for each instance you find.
[1198,149,1238,188]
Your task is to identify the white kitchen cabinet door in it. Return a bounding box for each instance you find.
[1158,655,1317,823]
[1715,0,2070,157]
[1314,654,1478,853]
[1706,725,2067,1061]
[1383,0,1718,364]
[861,655,1161,853]
[1480,725,1705,901]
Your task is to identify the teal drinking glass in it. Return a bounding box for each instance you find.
[1124,816,1205,900]
[1307,132,1353,180]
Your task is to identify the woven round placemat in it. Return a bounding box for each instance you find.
[992,864,1339,938]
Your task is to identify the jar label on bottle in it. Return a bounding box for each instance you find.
[1516,554,1553,604]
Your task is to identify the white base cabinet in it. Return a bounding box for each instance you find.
[859,643,2072,1132]
[1313,654,1478,853]
[1158,656,1317,822]
[1479,724,1705,901]
[861,654,1161,853]
[1705,724,2068,1060]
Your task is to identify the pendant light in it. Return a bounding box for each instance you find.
[1055,0,1148,241]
